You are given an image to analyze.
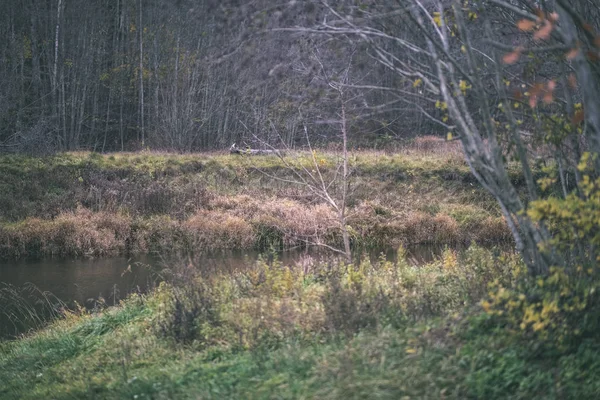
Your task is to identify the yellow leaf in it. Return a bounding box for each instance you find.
[459,80,471,94]
[405,348,417,354]
[413,78,423,88]
[533,321,545,331]
[447,132,453,141]
[433,12,442,27]
[520,322,527,330]
[578,152,590,172]
[481,300,491,312]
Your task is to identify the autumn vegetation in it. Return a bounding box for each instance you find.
[2,138,599,398]
[3,0,600,398]
[0,142,513,260]
[3,242,600,399]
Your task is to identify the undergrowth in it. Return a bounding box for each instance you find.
[3,246,598,399]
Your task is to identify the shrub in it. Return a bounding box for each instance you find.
[151,263,219,345]
[480,267,600,352]
[322,273,391,335]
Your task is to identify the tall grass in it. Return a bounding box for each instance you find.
[0,246,520,399]
[0,148,517,260]
[0,283,67,338]
[0,200,511,259]
[113,245,523,348]
[4,245,600,399]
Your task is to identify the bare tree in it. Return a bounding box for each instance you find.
[242,46,361,262]
[291,0,600,275]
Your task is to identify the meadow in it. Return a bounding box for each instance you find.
[3,140,597,399]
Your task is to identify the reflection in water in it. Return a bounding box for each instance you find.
[0,245,450,339]
[0,256,157,338]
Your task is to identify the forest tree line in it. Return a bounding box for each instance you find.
[0,0,434,153]
[2,1,600,157]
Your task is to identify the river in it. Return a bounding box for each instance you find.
[0,245,447,339]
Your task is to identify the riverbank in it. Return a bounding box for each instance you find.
[0,142,516,259]
[2,247,599,399]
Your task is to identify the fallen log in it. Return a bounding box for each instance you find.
[229,143,284,156]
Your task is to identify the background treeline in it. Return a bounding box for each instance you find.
[2,1,600,154]
[0,0,432,153]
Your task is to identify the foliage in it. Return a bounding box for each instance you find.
[3,246,600,399]
[458,267,600,399]
[528,152,600,268]
[481,266,600,350]
[0,246,516,398]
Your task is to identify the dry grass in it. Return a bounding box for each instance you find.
[363,135,464,159]
[408,135,462,155]
[0,193,512,259]
[0,208,131,258]
[0,148,516,259]
[211,195,337,244]
[184,210,255,249]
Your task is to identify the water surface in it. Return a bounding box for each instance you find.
[0,245,448,339]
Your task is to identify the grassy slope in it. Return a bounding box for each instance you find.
[2,248,599,400]
[0,311,459,399]
[0,145,517,259]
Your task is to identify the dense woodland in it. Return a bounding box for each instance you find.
[0,0,416,152]
[1,1,598,154]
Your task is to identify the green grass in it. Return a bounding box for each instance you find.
[2,246,600,399]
